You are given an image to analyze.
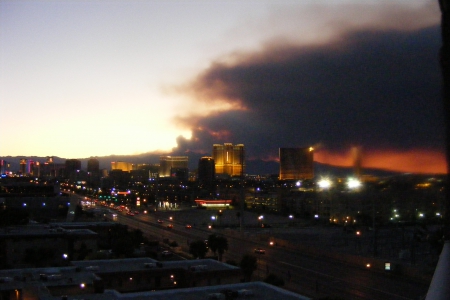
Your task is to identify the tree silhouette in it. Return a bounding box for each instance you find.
[189,240,208,259]
[208,234,228,261]
[239,254,257,282]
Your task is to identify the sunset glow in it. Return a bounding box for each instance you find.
[1,0,445,176]
[314,149,447,174]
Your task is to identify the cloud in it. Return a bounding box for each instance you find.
[170,2,445,173]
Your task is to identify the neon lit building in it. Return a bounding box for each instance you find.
[212,143,245,176]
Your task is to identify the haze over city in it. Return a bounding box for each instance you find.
[1,0,446,174]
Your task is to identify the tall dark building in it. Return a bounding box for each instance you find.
[65,159,81,178]
[198,156,215,188]
[30,160,40,177]
[87,158,100,173]
[19,159,27,175]
[279,147,314,180]
[212,143,245,176]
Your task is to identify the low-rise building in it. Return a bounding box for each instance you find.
[0,257,277,300]
[0,225,97,269]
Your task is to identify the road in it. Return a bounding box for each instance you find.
[105,208,430,300]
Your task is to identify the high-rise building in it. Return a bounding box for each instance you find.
[279,147,314,180]
[87,158,100,173]
[159,156,188,178]
[19,159,27,175]
[65,159,81,178]
[198,156,215,187]
[212,143,245,176]
[0,160,10,174]
[30,160,40,177]
[136,164,159,179]
[42,157,64,178]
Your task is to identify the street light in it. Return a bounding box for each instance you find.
[258,215,264,227]
[318,178,332,189]
[347,178,361,190]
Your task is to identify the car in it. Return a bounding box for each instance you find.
[157,219,163,223]
[254,248,265,254]
[161,250,172,257]
[134,211,139,214]
[185,224,192,229]
[167,224,173,229]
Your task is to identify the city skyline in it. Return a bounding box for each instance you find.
[1,0,446,174]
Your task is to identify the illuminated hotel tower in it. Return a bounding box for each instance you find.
[212,143,245,176]
[279,147,314,180]
[159,156,189,178]
[111,161,134,172]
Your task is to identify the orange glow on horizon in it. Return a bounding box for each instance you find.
[314,149,447,174]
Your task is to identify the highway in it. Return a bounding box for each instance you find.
[105,208,430,300]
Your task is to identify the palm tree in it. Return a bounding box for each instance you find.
[216,236,228,261]
[189,240,208,259]
[208,234,228,261]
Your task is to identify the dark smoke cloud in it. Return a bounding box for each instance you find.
[173,26,444,163]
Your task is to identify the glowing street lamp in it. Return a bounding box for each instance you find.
[318,178,332,189]
[347,178,361,189]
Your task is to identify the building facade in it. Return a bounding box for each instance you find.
[159,156,188,178]
[279,147,314,180]
[87,158,100,173]
[19,159,27,175]
[212,143,245,177]
[111,161,134,172]
[65,159,82,178]
[198,157,215,188]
